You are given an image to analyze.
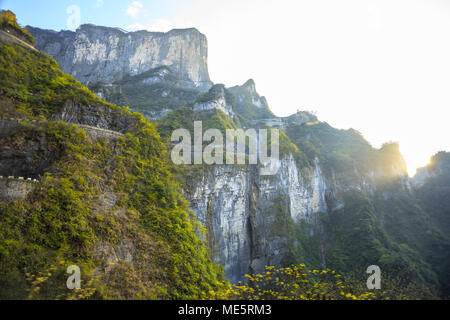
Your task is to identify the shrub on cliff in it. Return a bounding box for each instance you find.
[0,38,107,118]
[0,10,35,45]
[210,265,437,300]
[0,14,224,299]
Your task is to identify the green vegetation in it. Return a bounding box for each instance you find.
[285,121,373,174]
[0,121,224,299]
[320,191,439,288]
[211,264,434,300]
[0,10,34,45]
[0,38,107,118]
[285,121,408,178]
[0,21,224,299]
[251,189,446,299]
[228,81,275,124]
[1,11,448,300]
[89,74,200,119]
[414,152,450,296]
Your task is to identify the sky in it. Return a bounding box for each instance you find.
[1,0,450,175]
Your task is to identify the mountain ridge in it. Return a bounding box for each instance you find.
[28,24,212,90]
[1,10,449,298]
[0,11,224,299]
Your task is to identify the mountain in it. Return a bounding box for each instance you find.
[28,24,212,89]
[2,10,449,299]
[228,79,275,124]
[413,152,450,295]
[155,84,449,296]
[0,10,223,299]
[28,24,213,120]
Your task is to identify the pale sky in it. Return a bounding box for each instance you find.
[3,0,450,175]
[139,0,450,176]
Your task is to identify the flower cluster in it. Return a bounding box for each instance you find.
[209,265,380,300]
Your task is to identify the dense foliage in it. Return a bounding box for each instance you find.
[320,191,443,294]
[0,121,224,299]
[0,10,34,45]
[0,19,224,299]
[0,39,108,118]
[1,11,448,300]
[211,264,435,300]
[89,79,200,119]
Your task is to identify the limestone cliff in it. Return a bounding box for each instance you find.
[187,156,329,283]
[156,79,413,283]
[185,147,412,282]
[193,84,235,118]
[0,16,224,298]
[25,20,449,295]
[28,24,212,91]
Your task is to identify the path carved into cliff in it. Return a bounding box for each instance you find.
[0,29,37,52]
[0,118,125,141]
[0,118,125,201]
[0,176,39,201]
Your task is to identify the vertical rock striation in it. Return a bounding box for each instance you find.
[186,156,330,283]
[28,25,213,91]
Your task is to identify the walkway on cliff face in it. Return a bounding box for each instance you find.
[0,176,39,201]
[0,32,130,140]
[0,118,125,141]
[0,29,38,52]
[0,118,126,201]
[0,35,128,197]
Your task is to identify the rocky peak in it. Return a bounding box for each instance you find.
[412,151,450,185]
[242,79,257,94]
[193,84,235,117]
[285,111,318,125]
[234,79,265,103]
[228,80,273,121]
[429,152,450,173]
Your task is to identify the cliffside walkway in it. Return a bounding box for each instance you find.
[0,119,125,201]
[0,29,38,52]
[0,118,125,141]
[0,176,39,201]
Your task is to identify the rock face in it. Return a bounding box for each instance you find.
[229,80,270,111]
[193,84,235,117]
[185,147,412,283]
[51,100,135,133]
[0,121,61,179]
[187,156,331,283]
[0,177,37,201]
[28,25,213,91]
[228,80,275,122]
[26,22,414,285]
[412,152,450,186]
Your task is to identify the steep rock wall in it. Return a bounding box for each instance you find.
[0,176,38,201]
[51,100,134,133]
[29,25,212,90]
[186,156,330,283]
[186,151,409,283]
